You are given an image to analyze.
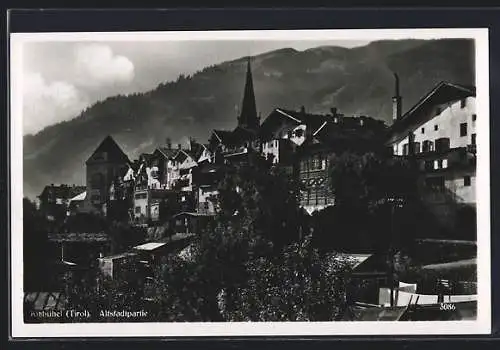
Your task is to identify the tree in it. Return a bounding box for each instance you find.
[219,235,354,321]
[64,259,149,322]
[320,151,420,251]
[107,221,146,254]
[23,197,50,291]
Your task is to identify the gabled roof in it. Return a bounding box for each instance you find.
[38,184,86,200]
[212,129,234,144]
[260,108,338,139]
[155,146,178,159]
[388,81,476,143]
[211,127,257,148]
[86,135,130,164]
[185,141,205,161]
[173,149,196,163]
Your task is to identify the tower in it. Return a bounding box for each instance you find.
[85,135,130,213]
[237,57,259,131]
[392,73,403,122]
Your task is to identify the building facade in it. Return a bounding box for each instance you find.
[386,80,477,235]
[84,136,130,215]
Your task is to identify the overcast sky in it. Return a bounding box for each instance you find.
[22,40,369,135]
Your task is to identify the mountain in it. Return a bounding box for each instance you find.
[23,39,475,199]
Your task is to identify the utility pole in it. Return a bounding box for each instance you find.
[389,199,395,307]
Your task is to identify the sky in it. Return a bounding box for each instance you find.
[21,39,369,135]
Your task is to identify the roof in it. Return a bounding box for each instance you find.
[185,141,205,160]
[38,184,86,200]
[133,242,167,251]
[24,292,67,311]
[99,252,138,260]
[173,211,215,218]
[155,147,178,159]
[422,258,476,271]
[388,81,476,143]
[173,149,198,164]
[69,191,86,202]
[260,107,386,145]
[86,135,130,164]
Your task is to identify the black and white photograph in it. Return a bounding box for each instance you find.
[10,28,491,337]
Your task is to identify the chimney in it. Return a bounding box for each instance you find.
[300,106,306,114]
[177,144,182,150]
[166,137,172,149]
[330,107,338,116]
[392,72,403,122]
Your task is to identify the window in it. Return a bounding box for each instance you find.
[472,114,477,122]
[464,176,471,187]
[460,98,467,108]
[471,133,476,145]
[422,140,434,153]
[413,142,421,154]
[295,129,304,138]
[424,160,434,171]
[442,159,448,169]
[135,207,141,214]
[460,123,468,137]
[402,143,409,156]
[421,127,425,134]
[435,138,450,153]
[434,125,439,131]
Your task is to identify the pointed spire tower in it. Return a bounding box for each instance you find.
[237,57,259,131]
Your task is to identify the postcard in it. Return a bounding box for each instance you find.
[10,28,491,337]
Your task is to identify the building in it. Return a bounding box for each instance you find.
[208,58,261,163]
[84,135,130,215]
[66,190,87,217]
[38,184,86,221]
[192,162,225,215]
[98,252,138,279]
[386,78,477,236]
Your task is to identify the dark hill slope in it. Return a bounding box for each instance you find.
[23,39,475,198]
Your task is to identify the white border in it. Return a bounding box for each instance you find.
[10,28,491,338]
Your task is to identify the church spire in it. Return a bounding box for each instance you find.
[238,57,259,131]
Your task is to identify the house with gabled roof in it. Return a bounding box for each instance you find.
[208,58,261,163]
[84,135,130,215]
[386,76,477,238]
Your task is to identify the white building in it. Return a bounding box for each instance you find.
[387,79,477,234]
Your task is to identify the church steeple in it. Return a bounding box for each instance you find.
[238,57,259,131]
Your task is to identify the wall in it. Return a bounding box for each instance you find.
[86,160,126,212]
[298,150,334,214]
[197,187,218,214]
[133,189,149,221]
[393,97,476,155]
